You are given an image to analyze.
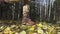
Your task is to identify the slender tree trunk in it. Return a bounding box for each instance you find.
[48,0,51,21]
[45,0,47,19]
[12,3,15,20]
[46,0,49,20]
[40,0,42,21]
[18,2,20,20]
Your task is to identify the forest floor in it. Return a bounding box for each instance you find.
[0,20,60,34]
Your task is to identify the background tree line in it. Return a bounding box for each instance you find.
[0,0,60,23]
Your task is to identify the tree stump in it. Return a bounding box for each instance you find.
[22,4,34,25]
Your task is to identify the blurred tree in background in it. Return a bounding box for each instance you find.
[29,0,40,22]
[0,0,60,24]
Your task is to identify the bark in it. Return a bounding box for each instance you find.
[40,0,42,21]
[12,3,15,20]
[48,0,52,21]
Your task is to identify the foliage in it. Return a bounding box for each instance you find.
[0,22,57,34]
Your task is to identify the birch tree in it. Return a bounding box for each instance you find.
[48,0,51,21]
[39,0,42,21]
